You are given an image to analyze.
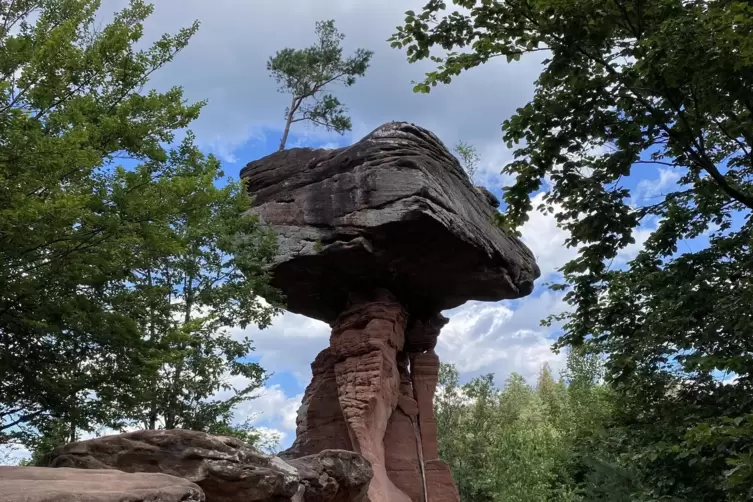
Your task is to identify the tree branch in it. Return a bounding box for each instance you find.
[0,409,45,431]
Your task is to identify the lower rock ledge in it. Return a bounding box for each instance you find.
[0,466,204,502]
[39,429,373,502]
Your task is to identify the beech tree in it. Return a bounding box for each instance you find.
[0,0,278,451]
[118,133,279,434]
[267,20,372,150]
[392,1,753,500]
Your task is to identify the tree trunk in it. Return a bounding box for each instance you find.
[147,268,158,431]
[164,269,195,430]
[278,95,299,151]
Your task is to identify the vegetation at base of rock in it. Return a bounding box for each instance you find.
[0,0,279,455]
[393,0,753,500]
[437,352,625,502]
[268,19,373,151]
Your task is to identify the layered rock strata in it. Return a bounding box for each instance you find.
[281,291,454,502]
[0,466,204,502]
[44,429,372,502]
[242,122,541,502]
[286,450,372,502]
[240,122,539,324]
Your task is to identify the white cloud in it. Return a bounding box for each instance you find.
[237,312,330,385]
[437,291,568,385]
[245,385,302,433]
[94,0,543,162]
[633,167,681,204]
[254,427,287,453]
[475,143,517,188]
[518,193,577,281]
[0,443,30,466]
[615,225,653,264]
[209,371,301,434]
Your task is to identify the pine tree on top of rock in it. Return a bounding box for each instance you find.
[267,20,373,151]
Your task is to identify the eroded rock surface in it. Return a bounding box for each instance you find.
[241,121,539,324]
[0,466,203,502]
[286,450,372,502]
[286,349,353,458]
[44,429,372,502]
[331,290,410,502]
[46,429,301,502]
[281,291,460,502]
[242,122,541,502]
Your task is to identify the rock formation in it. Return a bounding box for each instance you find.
[241,122,540,502]
[0,466,204,502]
[286,450,373,502]
[45,429,372,502]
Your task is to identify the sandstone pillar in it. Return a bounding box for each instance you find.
[411,350,459,502]
[284,348,352,458]
[410,351,440,461]
[329,290,411,502]
[284,303,460,502]
[384,351,424,501]
[406,314,460,502]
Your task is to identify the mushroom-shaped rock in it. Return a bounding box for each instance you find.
[240,121,539,324]
[241,122,540,502]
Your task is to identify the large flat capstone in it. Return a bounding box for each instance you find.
[241,121,540,323]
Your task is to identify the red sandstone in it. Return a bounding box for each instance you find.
[283,290,459,502]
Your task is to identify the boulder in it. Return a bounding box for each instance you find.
[285,450,372,502]
[241,121,539,324]
[46,429,301,502]
[0,466,203,502]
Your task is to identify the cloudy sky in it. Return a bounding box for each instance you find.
[1,0,682,462]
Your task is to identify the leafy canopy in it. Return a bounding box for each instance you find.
[391,0,753,500]
[115,132,279,435]
[0,0,278,451]
[0,0,200,444]
[436,352,620,502]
